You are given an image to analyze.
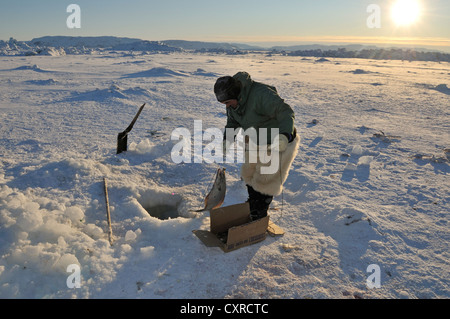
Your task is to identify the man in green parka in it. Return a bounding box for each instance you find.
[214,71,300,221]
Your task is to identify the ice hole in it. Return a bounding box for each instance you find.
[144,204,180,220]
[137,189,192,220]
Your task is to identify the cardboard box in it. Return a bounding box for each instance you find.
[193,202,270,253]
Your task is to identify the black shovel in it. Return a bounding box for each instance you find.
[117,103,146,154]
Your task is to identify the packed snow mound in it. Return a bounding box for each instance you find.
[14,64,42,71]
[123,67,188,78]
[24,79,58,85]
[415,82,450,95]
[433,83,450,95]
[348,69,376,74]
[7,157,110,191]
[192,68,219,77]
[65,84,155,102]
[12,64,54,73]
[128,138,183,161]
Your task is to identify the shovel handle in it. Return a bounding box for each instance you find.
[123,103,146,134]
[103,177,113,246]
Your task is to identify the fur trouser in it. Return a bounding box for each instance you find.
[241,135,300,196]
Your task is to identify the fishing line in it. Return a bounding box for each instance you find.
[272,149,284,224]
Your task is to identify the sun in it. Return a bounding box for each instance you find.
[391,0,422,26]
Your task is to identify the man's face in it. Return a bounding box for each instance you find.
[221,99,238,109]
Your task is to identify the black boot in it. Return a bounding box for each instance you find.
[246,185,273,221]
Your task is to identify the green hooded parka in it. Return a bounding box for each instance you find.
[225,71,295,144]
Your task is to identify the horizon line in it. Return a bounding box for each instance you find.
[185,35,450,47]
[3,34,450,52]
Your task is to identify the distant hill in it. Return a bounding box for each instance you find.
[162,40,264,51]
[163,40,238,51]
[30,36,179,52]
[30,36,142,48]
[270,44,378,52]
[285,46,450,62]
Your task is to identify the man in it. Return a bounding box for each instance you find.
[214,71,300,221]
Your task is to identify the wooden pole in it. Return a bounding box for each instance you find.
[103,177,113,246]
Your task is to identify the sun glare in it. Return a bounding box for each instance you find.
[391,0,421,26]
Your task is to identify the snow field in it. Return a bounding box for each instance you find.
[0,52,448,298]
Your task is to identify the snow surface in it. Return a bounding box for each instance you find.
[0,50,449,299]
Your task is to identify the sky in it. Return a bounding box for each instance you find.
[0,0,449,51]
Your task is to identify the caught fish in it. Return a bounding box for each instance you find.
[195,168,226,212]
